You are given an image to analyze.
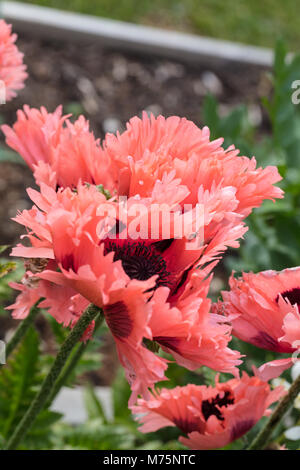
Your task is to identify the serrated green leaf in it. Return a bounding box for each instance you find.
[0,327,40,439]
[0,327,61,448]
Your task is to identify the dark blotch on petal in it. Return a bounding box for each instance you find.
[173,417,200,435]
[61,254,77,272]
[251,331,280,351]
[171,266,193,297]
[154,336,181,354]
[104,301,133,340]
[231,419,254,440]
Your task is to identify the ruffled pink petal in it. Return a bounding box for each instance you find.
[132,373,284,450]
[6,282,40,319]
[180,429,231,451]
[0,20,27,101]
[219,268,300,353]
[254,358,295,381]
[281,310,300,349]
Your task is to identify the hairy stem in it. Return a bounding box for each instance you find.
[5,304,40,359]
[45,310,104,407]
[4,304,100,450]
[247,371,300,450]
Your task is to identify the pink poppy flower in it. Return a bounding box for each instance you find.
[2,109,281,295]
[8,183,169,402]
[2,106,67,170]
[8,179,243,400]
[2,110,283,222]
[6,258,94,339]
[149,272,242,376]
[0,20,27,101]
[102,113,283,216]
[216,268,300,380]
[2,106,113,191]
[3,107,255,272]
[8,275,95,339]
[132,373,285,450]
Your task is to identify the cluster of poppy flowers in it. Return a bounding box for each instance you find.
[0,19,27,101]
[1,19,300,450]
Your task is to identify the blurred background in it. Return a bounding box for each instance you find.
[10,0,300,49]
[0,0,300,450]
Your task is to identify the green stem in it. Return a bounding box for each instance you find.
[5,305,40,359]
[247,372,300,450]
[4,304,100,450]
[45,311,104,407]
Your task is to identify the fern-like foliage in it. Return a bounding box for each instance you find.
[0,327,62,449]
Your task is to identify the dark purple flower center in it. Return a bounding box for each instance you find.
[104,240,171,288]
[201,391,234,421]
[276,287,300,309]
[103,237,194,296]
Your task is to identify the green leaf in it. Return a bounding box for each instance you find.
[0,260,24,309]
[0,146,24,165]
[112,368,131,420]
[54,419,136,450]
[273,40,287,80]
[83,383,108,423]
[200,366,217,386]
[0,327,61,449]
[0,261,16,278]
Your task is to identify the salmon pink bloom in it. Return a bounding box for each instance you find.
[3,108,250,267]
[132,373,285,450]
[149,274,242,376]
[216,268,300,380]
[2,109,282,272]
[2,106,113,191]
[8,183,169,402]
[7,274,94,338]
[102,113,283,215]
[2,106,66,170]
[0,20,27,101]
[8,179,242,400]
[3,109,283,222]
[6,257,95,339]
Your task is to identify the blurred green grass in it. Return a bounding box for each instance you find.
[9,0,300,50]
